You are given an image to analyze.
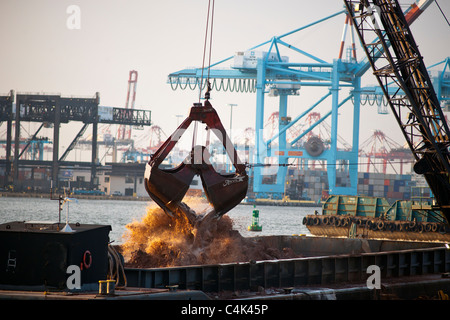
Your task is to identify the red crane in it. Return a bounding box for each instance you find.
[359,130,413,174]
[117,70,138,140]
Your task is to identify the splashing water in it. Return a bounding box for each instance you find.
[120,197,299,268]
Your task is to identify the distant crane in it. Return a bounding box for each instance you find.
[359,130,413,174]
[147,125,167,154]
[117,70,138,141]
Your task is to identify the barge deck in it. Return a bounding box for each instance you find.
[123,235,450,299]
[2,220,450,300]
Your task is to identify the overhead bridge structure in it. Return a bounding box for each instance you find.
[0,91,151,190]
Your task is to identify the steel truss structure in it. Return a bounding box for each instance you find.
[0,91,151,190]
[344,0,450,221]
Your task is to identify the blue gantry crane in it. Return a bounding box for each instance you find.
[360,57,450,113]
[167,0,444,200]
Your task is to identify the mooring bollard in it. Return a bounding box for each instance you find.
[99,280,116,295]
[106,279,115,295]
[99,280,107,295]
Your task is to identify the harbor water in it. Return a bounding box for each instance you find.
[0,196,313,244]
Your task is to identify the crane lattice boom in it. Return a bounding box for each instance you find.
[344,0,450,222]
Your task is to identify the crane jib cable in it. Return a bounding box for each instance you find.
[245,159,417,168]
[199,0,215,102]
[435,0,450,28]
[245,163,295,168]
[193,0,215,149]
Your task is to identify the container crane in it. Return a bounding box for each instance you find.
[343,0,450,223]
[169,10,361,199]
[167,0,434,200]
[359,130,413,174]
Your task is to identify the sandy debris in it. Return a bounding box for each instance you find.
[120,198,299,268]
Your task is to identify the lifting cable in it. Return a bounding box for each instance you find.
[193,0,215,149]
[199,0,215,102]
[435,0,450,28]
[107,244,127,288]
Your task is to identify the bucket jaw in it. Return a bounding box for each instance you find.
[144,101,248,224]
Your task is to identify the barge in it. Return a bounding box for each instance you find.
[124,235,450,300]
[303,195,450,242]
[0,220,209,300]
[1,220,450,300]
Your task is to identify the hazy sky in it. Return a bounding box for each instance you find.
[1,0,449,162]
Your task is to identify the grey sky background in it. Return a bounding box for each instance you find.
[0,0,449,163]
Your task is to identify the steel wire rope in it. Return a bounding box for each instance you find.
[223,79,229,92]
[244,79,250,92]
[223,78,230,91]
[206,0,215,88]
[240,79,245,93]
[362,95,369,105]
[251,79,256,92]
[238,79,244,92]
[225,78,231,92]
[211,78,219,91]
[241,79,247,92]
[179,78,188,90]
[230,78,236,92]
[194,0,215,148]
[169,77,179,90]
[246,79,252,92]
[107,244,127,288]
[435,0,450,28]
[218,78,224,91]
[236,79,241,92]
[218,78,226,91]
[376,95,383,106]
[352,94,359,105]
[188,77,197,90]
[245,79,254,92]
[220,78,227,92]
[217,78,225,91]
[210,78,217,91]
[242,79,248,92]
[199,0,212,101]
[198,0,215,101]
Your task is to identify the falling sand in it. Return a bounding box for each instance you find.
[120,197,299,268]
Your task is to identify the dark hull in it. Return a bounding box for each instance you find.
[304,214,450,242]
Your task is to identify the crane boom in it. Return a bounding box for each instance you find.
[344,0,450,223]
[117,70,138,140]
[354,0,434,77]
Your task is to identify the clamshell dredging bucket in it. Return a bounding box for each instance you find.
[144,101,248,220]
